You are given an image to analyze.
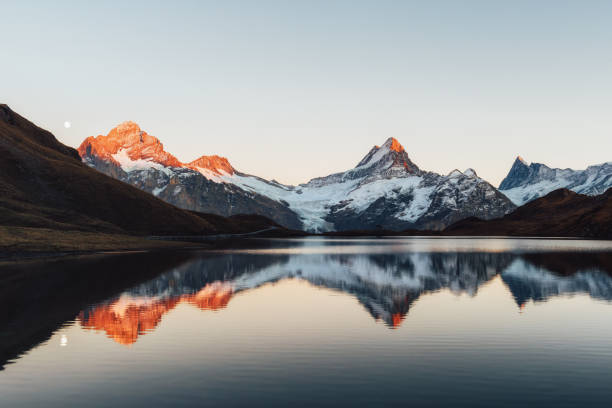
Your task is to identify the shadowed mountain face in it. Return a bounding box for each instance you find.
[79,123,515,232]
[0,105,281,237]
[73,249,612,345]
[445,188,612,239]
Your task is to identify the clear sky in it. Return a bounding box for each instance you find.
[3,0,612,186]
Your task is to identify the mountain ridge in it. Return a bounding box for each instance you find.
[499,156,612,205]
[79,124,516,231]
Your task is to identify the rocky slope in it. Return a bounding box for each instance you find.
[79,124,516,231]
[499,156,612,205]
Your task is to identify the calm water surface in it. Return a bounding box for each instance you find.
[2,237,612,407]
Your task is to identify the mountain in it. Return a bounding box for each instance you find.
[78,122,303,230]
[499,156,612,205]
[0,104,281,244]
[445,188,612,239]
[79,125,516,231]
[289,138,515,231]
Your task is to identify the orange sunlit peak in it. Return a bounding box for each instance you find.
[113,120,141,133]
[78,122,183,168]
[187,155,235,176]
[386,137,405,153]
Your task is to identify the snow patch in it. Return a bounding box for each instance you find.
[112,149,174,176]
[152,186,166,196]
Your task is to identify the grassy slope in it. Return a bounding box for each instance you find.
[0,226,198,256]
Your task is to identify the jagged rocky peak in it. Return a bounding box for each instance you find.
[384,137,405,153]
[101,121,159,148]
[499,154,612,206]
[499,155,532,190]
[355,137,420,174]
[516,155,528,165]
[78,121,182,168]
[463,168,478,178]
[108,120,142,138]
[187,155,235,175]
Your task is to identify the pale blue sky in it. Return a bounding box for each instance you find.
[3,0,612,185]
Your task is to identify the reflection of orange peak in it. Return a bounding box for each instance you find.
[78,282,234,345]
[390,312,404,328]
[183,282,233,310]
[78,122,234,174]
[78,297,180,345]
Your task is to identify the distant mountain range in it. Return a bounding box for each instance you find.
[499,156,612,205]
[2,104,611,243]
[79,122,516,231]
[78,121,303,229]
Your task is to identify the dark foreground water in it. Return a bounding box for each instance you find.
[2,237,612,407]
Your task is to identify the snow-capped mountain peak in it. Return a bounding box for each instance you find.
[78,121,182,168]
[516,155,529,166]
[463,168,478,178]
[382,137,405,153]
[354,137,420,175]
[78,122,240,178]
[499,156,532,190]
[499,157,612,205]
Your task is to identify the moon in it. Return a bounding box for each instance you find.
[64,121,71,129]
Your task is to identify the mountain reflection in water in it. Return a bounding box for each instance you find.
[77,247,612,345]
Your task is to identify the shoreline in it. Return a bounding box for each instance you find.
[2,232,611,263]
